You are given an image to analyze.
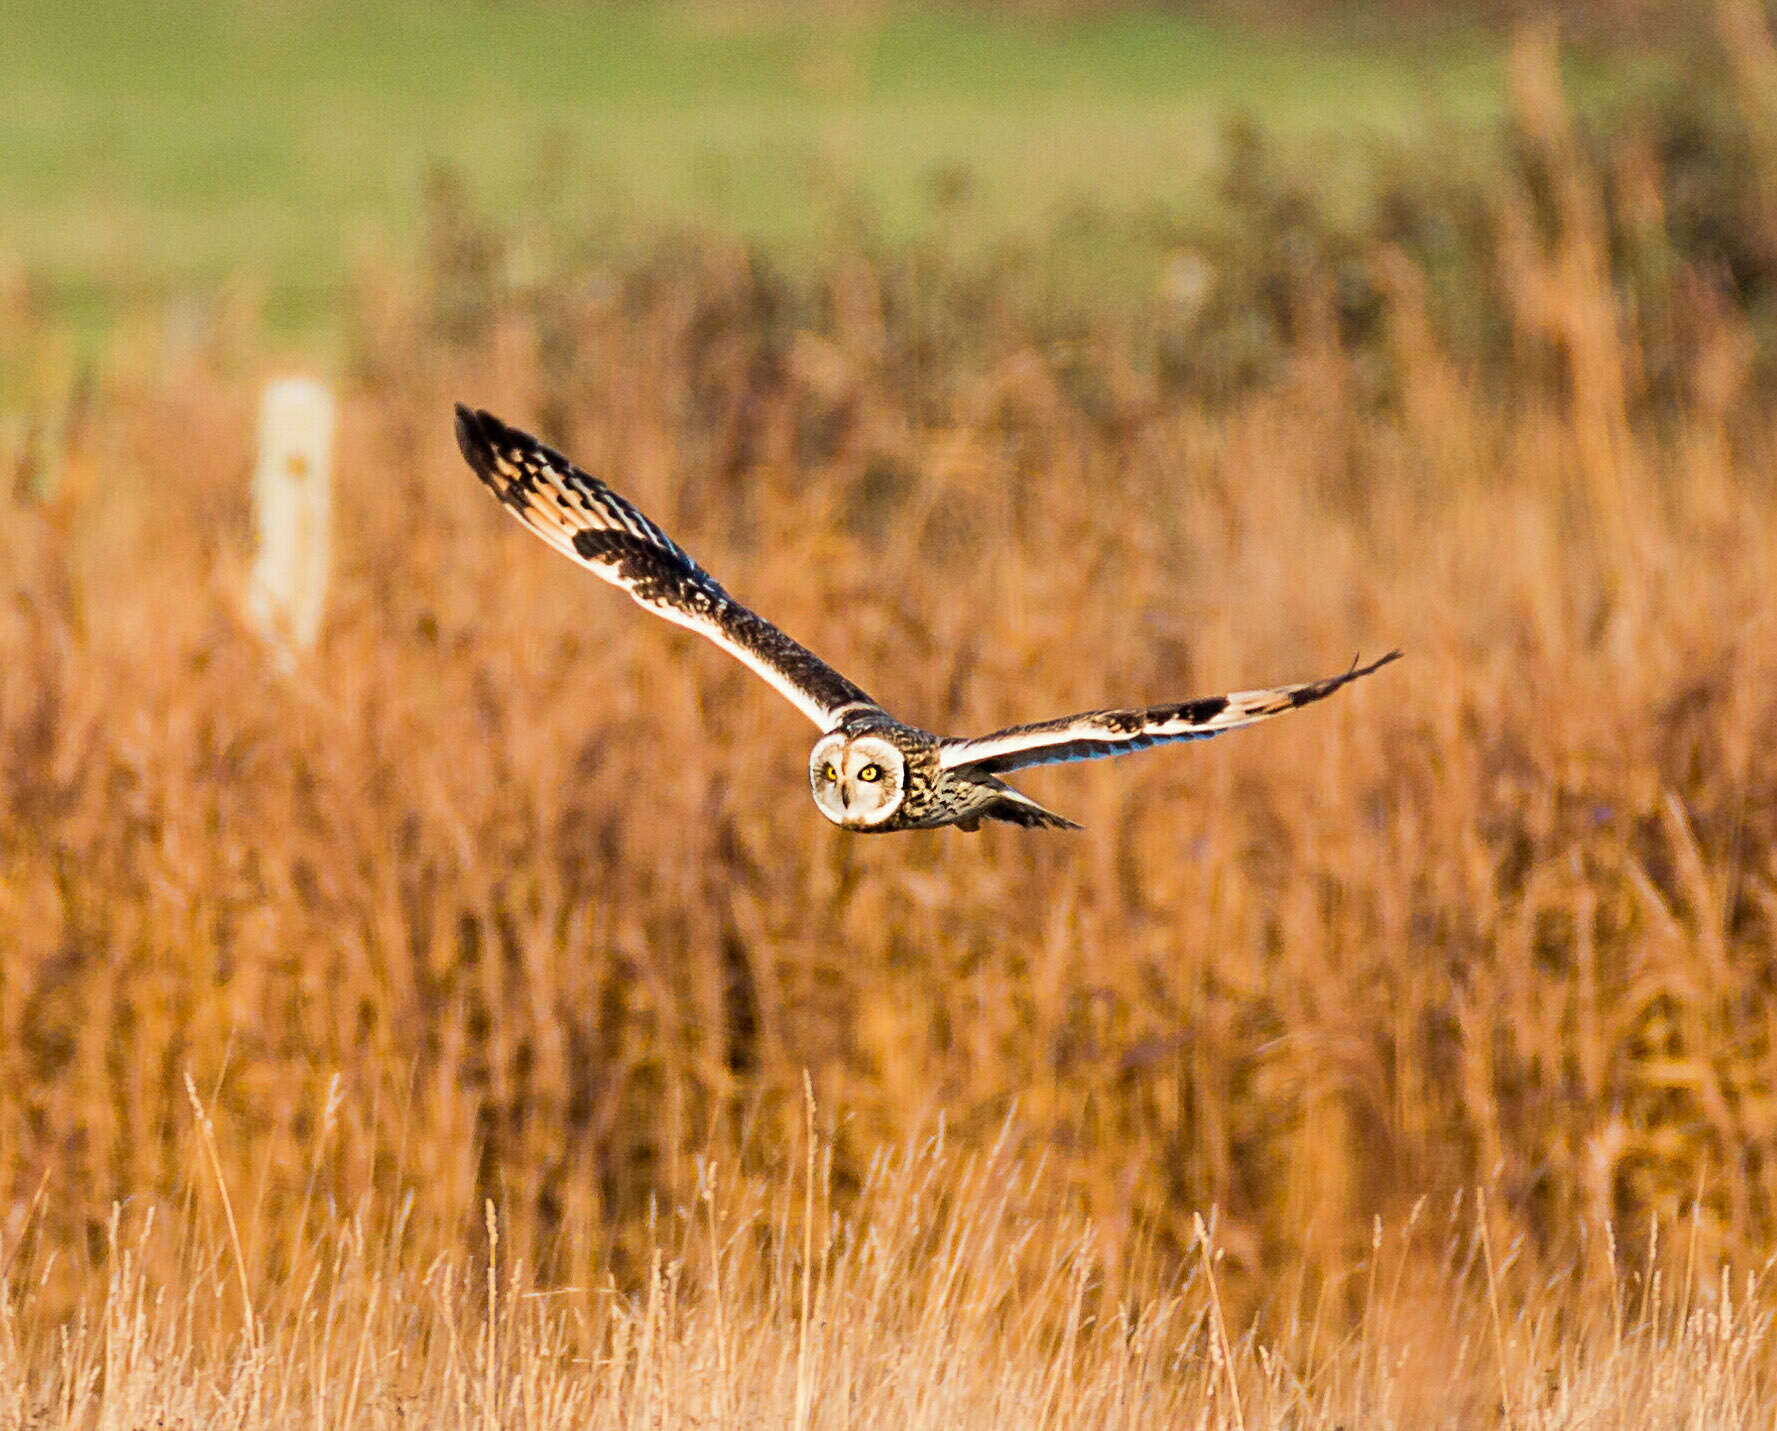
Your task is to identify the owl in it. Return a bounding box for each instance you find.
[456,406,1398,833]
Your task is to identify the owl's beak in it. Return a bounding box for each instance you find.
[841,786,850,810]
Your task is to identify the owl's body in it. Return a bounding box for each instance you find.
[810,709,1075,832]
[455,405,1399,834]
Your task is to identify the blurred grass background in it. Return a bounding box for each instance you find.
[8,2,1777,1424]
[2,0,1668,340]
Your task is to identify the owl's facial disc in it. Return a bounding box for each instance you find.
[809,733,906,829]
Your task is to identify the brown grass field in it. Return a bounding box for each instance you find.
[5,27,1777,1428]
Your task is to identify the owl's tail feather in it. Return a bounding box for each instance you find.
[979,782,1082,831]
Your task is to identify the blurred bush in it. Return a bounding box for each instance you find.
[375,16,1777,443]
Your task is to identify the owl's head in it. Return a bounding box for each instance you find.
[809,731,907,829]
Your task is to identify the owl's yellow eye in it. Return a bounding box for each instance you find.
[822,763,839,782]
[858,764,882,782]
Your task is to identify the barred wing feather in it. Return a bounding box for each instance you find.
[937,652,1401,774]
[455,405,882,732]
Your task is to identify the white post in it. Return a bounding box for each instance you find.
[245,377,335,659]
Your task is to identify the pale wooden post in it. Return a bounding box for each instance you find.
[245,377,335,659]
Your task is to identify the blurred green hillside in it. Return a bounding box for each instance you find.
[1,0,1684,339]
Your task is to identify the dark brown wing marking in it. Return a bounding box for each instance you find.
[937,651,1401,774]
[455,405,883,731]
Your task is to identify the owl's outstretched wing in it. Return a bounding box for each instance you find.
[456,405,883,731]
[937,651,1401,774]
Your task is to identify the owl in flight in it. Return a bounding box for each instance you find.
[456,406,1398,833]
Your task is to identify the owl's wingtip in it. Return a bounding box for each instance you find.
[453,402,487,465]
[454,405,527,481]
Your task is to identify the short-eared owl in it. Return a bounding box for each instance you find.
[456,405,1399,833]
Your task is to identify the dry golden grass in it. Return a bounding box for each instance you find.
[4,317,1776,1422]
[7,31,1777,1422]
[3,1110,1775,1429]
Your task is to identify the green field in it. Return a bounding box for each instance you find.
[3,1,1672,336]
